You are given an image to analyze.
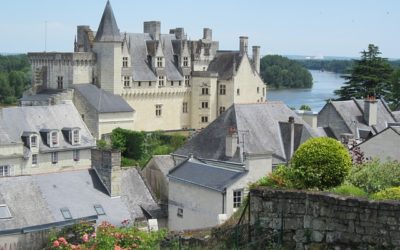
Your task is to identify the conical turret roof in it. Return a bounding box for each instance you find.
[95,1,121,42]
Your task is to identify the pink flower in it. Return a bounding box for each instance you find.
[58,237,67,245]
[53,240,60,247]
[91,232,96,238]
[82,233,89,242]
[114,246,121,250]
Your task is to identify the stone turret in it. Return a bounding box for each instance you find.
[95,0,121,42]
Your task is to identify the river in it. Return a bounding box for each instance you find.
[266,70,345,111]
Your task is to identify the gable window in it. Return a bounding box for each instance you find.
[202,87,209,95]
[0,166,10,177]
[124,76,130,87]
[32,154,38,166]
[219,85,226,95]
[233,189,243,208]
[184,75,190,87]
[237,88,240,96]
[0,205,12,219]
[158,76,165,87]
[122,57,128,68]
[94,204,106,216]
[156,57,163,67]
[155,104,162,117]
[51,152,58,164]
[31,135,37,148]
[177,208,183,218]
[182,102,188,113]
[60,207,72,220]
[219,106,226,115]
[72,130,80,144]
[51,131,58,147]
[201,116,208,123]
[183,57,189,67]
[73,150,80,162]
[57,76,63,89]
[201,101,209,109]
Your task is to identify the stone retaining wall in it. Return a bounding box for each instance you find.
[250,187,400,249]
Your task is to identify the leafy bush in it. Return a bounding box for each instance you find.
[372,187,400,201]
[255,165,298,189]
[328,184,368,198]
[290,137,352,190]
[347,160,400,194]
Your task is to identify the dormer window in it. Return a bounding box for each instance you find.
[72,130,80,145]
[63,128,80,145]
[31,136,37,148]
[51,131,58,147]
[183,57,189,67]
[156,57,163,67]
[122,57,128,68]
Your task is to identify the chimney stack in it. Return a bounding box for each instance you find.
[203,28,212,40]
[364,96,378,126]
[144,21,161,40]
[289,116,295,158]
[252,46,260,73]
[239,36,248,55]
[225,127,238,158]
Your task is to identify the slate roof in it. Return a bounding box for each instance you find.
[73,84,134,113]
[175,102,318,165]
[0,102,95,152]
[95,1,121,42]
[161,34,184,81]
[327,99,398,136]
[0,168,160,232]
[207,51,242,80]
[150,155,176,176]
[168,157,245,192]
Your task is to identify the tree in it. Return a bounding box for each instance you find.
[290,137,352,189]
[299,104,311,111]
[387,69,400,110]
[334,44,393,100]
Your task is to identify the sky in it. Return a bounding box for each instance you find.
[1,0,399,58]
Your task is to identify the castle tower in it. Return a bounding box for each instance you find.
[92,0,122,94]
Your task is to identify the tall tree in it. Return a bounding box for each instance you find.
[387,69,400,110]
[334,44,393,100]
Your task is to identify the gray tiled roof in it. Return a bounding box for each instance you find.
[95,1,121,42]
[168,157,245,192]
[161,34,184,81]
[207,51,242,80]
[0,102,95,151]
[175,102,317,165]
[151,155,176,176]
[73,84,134,113]
[0,168,160,231]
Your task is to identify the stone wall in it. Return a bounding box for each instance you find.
[250,187,400,249]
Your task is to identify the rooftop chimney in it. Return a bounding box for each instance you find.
[203,28,212,40]
[364,96,378,126]
[144,21,161,40]
[252,46,260,73]
[225,127,238,158]
[239,36,248,55]
[289,116,295,158]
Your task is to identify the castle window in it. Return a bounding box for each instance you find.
[184,76,190,87]
[177,208,183,218]
[201,101,209,109]
[233,189,243,208]
[138,81,141,87]
[219,85,226,95]
[0,166,10,177]
[51,152,58,164]
[72,130,80,144]
[149,81,152,87]
[155,104,162,117]
[158,76,165,87]
[57,76,64,89]
[219,106,226,115]
[157,57,163,67]
[31,136,37,148]
[122,57,128,68]
[73,150,80,162]
[32,154,38,166]
[237,88,240,96]
[51,131,58,147]
[201,87,209,95]
[257,87,260,93]
[171,81,174,87]
[183,57,189,67]
[182,102,188,113]
[201,116,209,123]
[179,81,182,86]
[124,76,130,87]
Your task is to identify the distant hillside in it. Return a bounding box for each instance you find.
[260,55,313,89]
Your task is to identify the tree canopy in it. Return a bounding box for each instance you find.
[260,55,313,89]
[334,44,393,101]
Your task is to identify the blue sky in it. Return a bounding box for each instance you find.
[1,0,399,58]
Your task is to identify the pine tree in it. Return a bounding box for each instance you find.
[334,44,393,100]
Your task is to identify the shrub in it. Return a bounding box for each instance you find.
[328,184,368,198]
[372,187,400,201]
[347,160,400,194]
[290,137,352,190]
[255,165,298,189]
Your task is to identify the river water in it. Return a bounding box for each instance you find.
[267,70,345,111]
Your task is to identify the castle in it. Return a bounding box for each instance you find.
[27,1,266,133]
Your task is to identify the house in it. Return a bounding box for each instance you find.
[167,154,272,231]
[73,84,134,139]
[27,1,266,131]
[355,126,400,162]
[0,165,162,249]
[0,102,96,176]
[318,97,399,143]
[175,102,318,166]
